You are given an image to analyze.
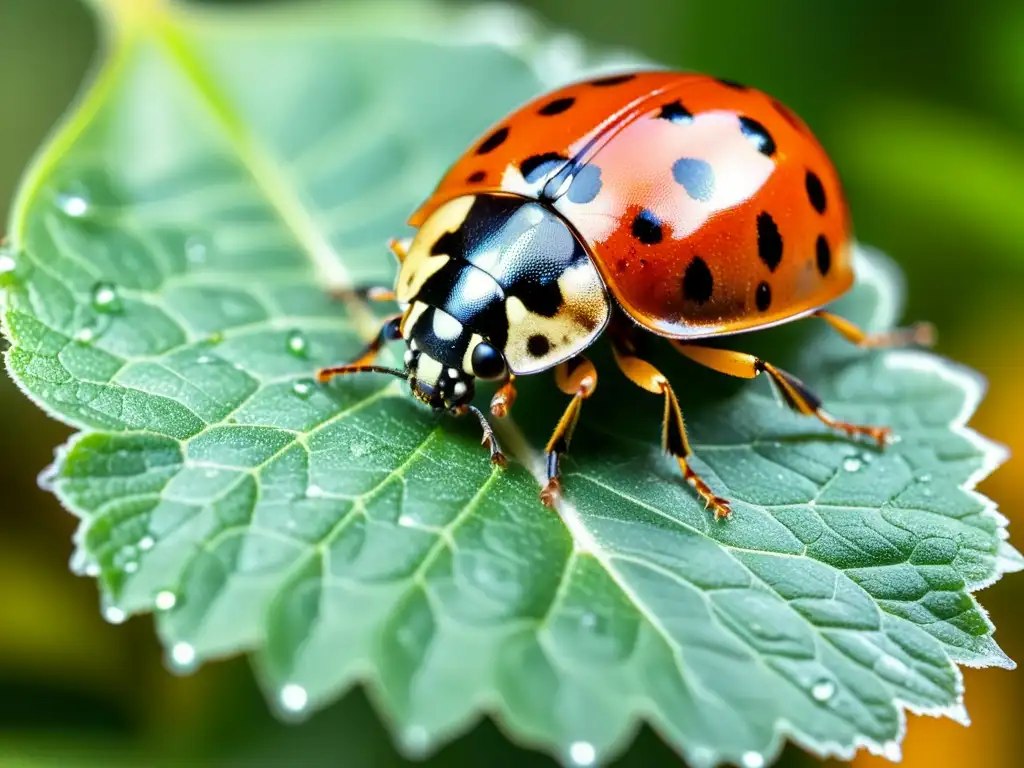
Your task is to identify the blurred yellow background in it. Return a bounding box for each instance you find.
[1,0,1020,765]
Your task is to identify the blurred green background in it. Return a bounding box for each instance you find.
[1,0,1021,765]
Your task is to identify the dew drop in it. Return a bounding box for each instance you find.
[74,326,96,343]
[398,514,416,528]
[842,457,862,472]
[882,741,902,761]
[138,535,155,552]
[85,563,100,577]
[286,330,308,357]
[233,362,245,371]
[307,484,325,498]
[123,561,139,574]
[204,469,220,479]
[918,473,932,483]
[196,355,214,364]
[103,605,127,624]
[579,612,598,630]
[403,724,430,756]
[811,679,836,701]
[279,683,309,713]
[0,253,15,275]
[91,282,123,313]
[860,451,875,464]
[569,741,596,766]
[185,235,208,264]
[923,488,934,498]
[292,380,313,398]
[58,190,89,217]
[741,751,765,768]
[155,590,177,611]
[170,641,197,671]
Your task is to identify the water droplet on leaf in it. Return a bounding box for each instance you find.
[58,189,89,217]
[138,536,155,551]
[843,457,862,472]
[398,514,416,528]
[91,282,122,313]
[74,326,96,343]
[569,741,596,766]
[279,683,309,713]
[811,679,835,701]
[103,605,127,624]
[286,330,308,357]
[185,235,208,264]
[170,641,197,671]
[155,590,177,611]
[123,561,139,574]
[307,484,325,498]
[741,751,765,768]
[292,380,313,398]
[918,473,932,483]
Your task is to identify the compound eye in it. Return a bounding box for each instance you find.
[470,342,506,380]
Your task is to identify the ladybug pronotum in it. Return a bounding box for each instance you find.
[317,70,932,518]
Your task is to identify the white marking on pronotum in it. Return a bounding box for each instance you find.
[432,309,462,340]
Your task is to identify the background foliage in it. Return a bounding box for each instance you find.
[1,0,1021,766]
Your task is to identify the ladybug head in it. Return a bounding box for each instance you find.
[405,344,477,411]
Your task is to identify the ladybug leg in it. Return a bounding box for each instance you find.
[813,310,935,348]
[318,313,403,378]
[611,339,731,519]
[330,285,397,303]
[539,357,598,507]
[490,374,518,418]
[671,343,892,447]
[388,236,412,264]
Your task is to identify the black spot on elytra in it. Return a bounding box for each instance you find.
[657,100,694,125]
[631,209,663,245]
[805,170,827,214]
[756,281,772,311]
[476,126,509,155]
[756,212,783,272]
[521,152,568,183]
[527,334,551,357]
[672,158,715,202]
[816,235,831,276]
[566,164,602,204]
[590,74,636,86]
[716,78,748,90]
[683,257,713,304]
[466,170,486,183]
[538,97,576,116]
[739,117,776,157]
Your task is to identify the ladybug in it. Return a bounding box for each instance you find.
[317,70,932,518]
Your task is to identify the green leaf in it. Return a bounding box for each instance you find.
[1,1,1016,766]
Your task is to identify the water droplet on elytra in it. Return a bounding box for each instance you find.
[811,679,835,701]
[286,330,308,357]
[569,741,596,766]
[279,683,309,713]
[741,751,765,768]
[91,282,122,313]
[155,590,177,611]
[843,457,862,472]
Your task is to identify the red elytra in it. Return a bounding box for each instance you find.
[410,70,854,339]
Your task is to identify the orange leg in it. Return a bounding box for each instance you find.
[330,285,397,303]
[612,338,731,519]
[540,357,598,507]
[813,310,935,348]
[671,342,892,446]
[490,374,518,418]
[388,237,412,264]
[318,313,402,376]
